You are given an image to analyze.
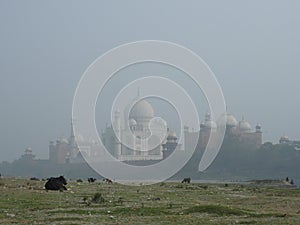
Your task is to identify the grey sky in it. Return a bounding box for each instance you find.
[1,0,300,161]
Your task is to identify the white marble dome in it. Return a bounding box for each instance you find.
[129,99,154,120]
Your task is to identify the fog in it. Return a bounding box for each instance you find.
[1,0,300,161]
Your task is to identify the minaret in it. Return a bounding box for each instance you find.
[113,110,122,157]
[256,124,262,133]
[69,118,78,161]
[205,111,212,123]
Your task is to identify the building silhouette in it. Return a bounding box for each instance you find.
[49,98,262,164]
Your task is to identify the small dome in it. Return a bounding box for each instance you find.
[129,99,154,120]
[239,119,252,132]
[60,138,69,144]
[256,124,262,132]
[202,112,217,129]
[167,131,178,141]
[75,134,85,143]
[280,136,289,142]
[87,137,97,145]
[225,112,238,127]
[129,118,137,126]
[204,120,217,129]
[168,131,177,138]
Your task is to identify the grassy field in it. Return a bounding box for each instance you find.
[1,178,300,224]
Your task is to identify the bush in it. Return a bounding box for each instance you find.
[91,192,105,203]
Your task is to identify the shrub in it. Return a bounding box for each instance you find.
[91,192,105,203]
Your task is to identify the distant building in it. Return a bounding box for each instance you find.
[186,112,262,149]
[19,147,35,161]
[224,113,262,148]
[279,136,300,149]
[49,120,99,164]
[49,98,262,164]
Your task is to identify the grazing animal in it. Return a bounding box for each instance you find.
[103,178,113,184]
[181,177,191,183]
[30,177,40,181]
[45,176,67,191]
[76,179,83,183]
[88,178,96,183]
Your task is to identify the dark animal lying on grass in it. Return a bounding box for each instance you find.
[88,178,96,183]
[181,177,191,183]
[45,176,67,191]
[30,177,40,181]
[103,178,113,184]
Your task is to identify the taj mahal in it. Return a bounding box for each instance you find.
[49,96,262,164]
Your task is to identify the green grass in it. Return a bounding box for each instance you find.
[184,204,250,216]
[1,178,300,224]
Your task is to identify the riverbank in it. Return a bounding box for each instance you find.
[0,178,300,224]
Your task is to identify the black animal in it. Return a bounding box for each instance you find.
[181,177,191,183]
[76,179,83,183]
[88,178,96,183]
[45,176,67,191]
[103,178,113,184]
[30,177,40,181]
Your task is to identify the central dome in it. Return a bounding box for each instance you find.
[129,99,154,120]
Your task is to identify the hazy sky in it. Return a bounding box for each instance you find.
[1,0,300,161]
